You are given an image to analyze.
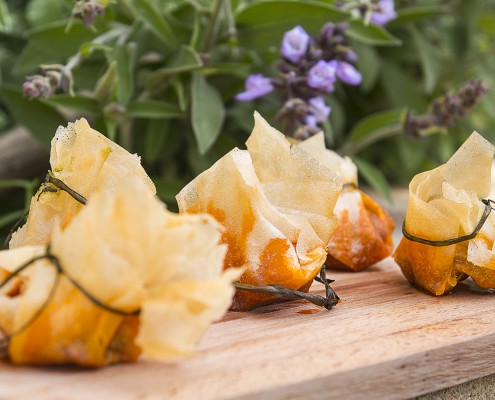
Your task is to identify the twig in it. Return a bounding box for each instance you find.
[47,249,140,317]
[402,199,495,247]
[3,210,28,249]
[0,254,61,357]
[234,266,339,310]
[0,249,140,357]
[8,176,340,317]
[45,174,87,205]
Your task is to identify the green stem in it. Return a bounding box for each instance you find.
[64,28,125,73]
[190,12,201,50]
[0,179,31,190]
[204,0,225,52]
[23,179,39,210]
[223,0,236,40]
[339,123,402,156]
[58,27,127,97]
[120,0,138,19]
[119,117,134,151]
[323,120,334,148]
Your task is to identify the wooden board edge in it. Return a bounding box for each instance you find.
[233,331,495,400]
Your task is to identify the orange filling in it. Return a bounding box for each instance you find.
[186,201,320,310]
[8,276,140,367]
[394,237,495,295]
[326,190,394,272]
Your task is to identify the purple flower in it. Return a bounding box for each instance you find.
[308,97,331,122]
[307,60,338,92]
[281,25,311,64]
[73,0,105,26]
[345,50,358,63]
[305,114,318,127]
[336,62,362,86]
[23,75,53,99]
[23,82,40,98]
[370,0,397,26]
[319,23,336,44]
[235,74,274,101]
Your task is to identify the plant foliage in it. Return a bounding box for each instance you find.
[0,0,494,223]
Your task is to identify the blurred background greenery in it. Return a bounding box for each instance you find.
[0,0,494,242]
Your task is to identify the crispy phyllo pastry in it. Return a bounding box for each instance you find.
[9,118,155,248]
[297,133,394,272]
[0,180,238,366]
[177,112,342,310]
[394,132,495,295]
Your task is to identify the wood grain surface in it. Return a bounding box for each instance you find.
[1,258,494,400]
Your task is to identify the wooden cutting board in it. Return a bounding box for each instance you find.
[1,258,495,400]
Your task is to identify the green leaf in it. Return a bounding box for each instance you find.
[0,109,7,131]
[326,96,345,140]
[13,43,55,75]
[27,0,66,28]
[132,0,176,48]
[0,210,24,230]
[346,20,401,47]
[187,131,237,175]
[144,120,169,162]
[66,60,101,91]
[352,40,381,92]
[165,45,203,74]
[396,135,427,175]
[434,135,456,164]
[113,42,136,105]
[28,22,98,55]
[349,109,404,143]
[202,62,251,78]
[79,42,112,57]
[0,32,26,52]
[479,14,495,36]
[94,61,116,103]
[353,157,392,204]
[172,79,188,112]
[0,180,31,189]
[127,100,182,119]
[0,0,12,32]
[148,46,203,85]
[410,27,442,94]
[387,6,448,28]
[380,61,427,111]
[191,73,225,154]
[236,1,349,49]
[0,84,65,148]
[104,117,117,142]
[13,22,97,74]
[41,94,100,114]
[154,178,188,204]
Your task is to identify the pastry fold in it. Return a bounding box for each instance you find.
[177,113,342,310]
[9,118,155,248]
[297,133,394,272]
[1,120,238,366]
[0,180,238,366]
[394,132,495,294]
